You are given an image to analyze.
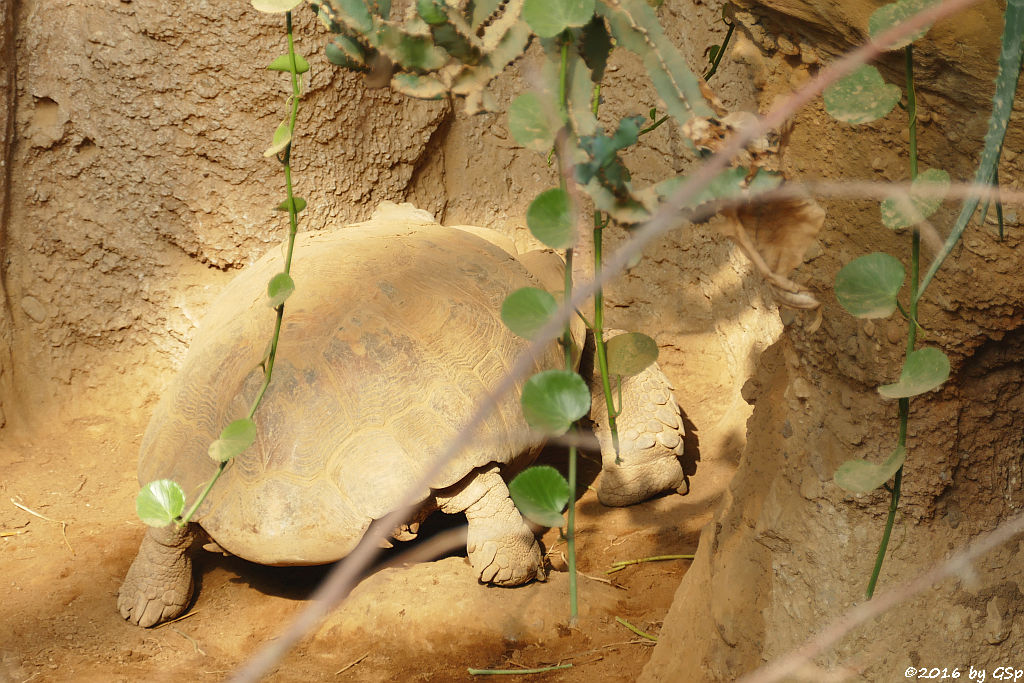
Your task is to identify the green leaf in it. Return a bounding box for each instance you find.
[606,332,659,377]
[509,465,570,527]
[330,0,375,33]
[868,0,939,51]
[523,0,596,38]
[502,287,558,339]
[824,65,901,124]
[508,92,555,152]
[326,35,368,69]
[276,196,307,213]
[521,370,591,436]
[376,24,447,71]
[834,253,905,319]
[880,168,950,229]
[251,0,303,12]
[877,347,950,399]
[416,0,447,24]
[391,73,448,99]
[267,53,311,74]
[136,479,186,528]
[527,188,574,249]
[263,120,292,158]
[597,0,713,120]
[208,418,258,462]
[917,1,1024,298]
[834,445,906,493]
[267,272,295,309]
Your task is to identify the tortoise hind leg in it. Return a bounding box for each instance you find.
[436,466,544,585]
[591,352,686,507]
[118,523,197,627]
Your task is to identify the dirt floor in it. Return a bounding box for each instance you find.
[0,399,739,682]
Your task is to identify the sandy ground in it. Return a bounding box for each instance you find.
[0,405,737,682]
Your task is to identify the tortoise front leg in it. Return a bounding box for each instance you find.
[436,465,544,585]
[118,523,197,627]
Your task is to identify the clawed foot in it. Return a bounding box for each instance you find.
[118,524,196,627]
[467,525,544,586]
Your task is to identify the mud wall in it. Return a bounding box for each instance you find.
[0,0,784,476]
[643,1,1024,680]
[1,1,448,426]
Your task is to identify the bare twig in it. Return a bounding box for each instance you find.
[11,497,72,553]
[615,616,658,641]
[334,651,368,675]
[171,627,207,656]
[468,663,573,675]
[156,610,199,628]
[606,554,694,574]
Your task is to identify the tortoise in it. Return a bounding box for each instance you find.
[118,203,686,627]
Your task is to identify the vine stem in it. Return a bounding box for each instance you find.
[867,43,920,599]
[592,214,621,461]
[178,10,303,527]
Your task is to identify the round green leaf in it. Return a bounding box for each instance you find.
[606,332,659,377]
[508,92,555,152]
[834,445,906,493]
[267,272,295,309]
[251,0,303,12]
[509,465,570,527]
[880,168,950,230]
[263,120,292,158]
[868,0,938,51]
[877,347,950,399]
[824,65,901,124]
[523,0,596,38]
[208,418,258,462]
[267,53,311,74]
[136,479,186,528]
[521,370,591,436]
[502,287,558,339]
[834,253,905,319]
[527,188,574,249]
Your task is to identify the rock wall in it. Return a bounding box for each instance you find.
[0,0,16,429]
[644,1,1024,680]
[0,0,784,477]
[1,1,447,426]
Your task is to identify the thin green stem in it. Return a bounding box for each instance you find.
[995,165,1005,241]
[554,32,578,625]
[178,11,302,527]
[868,45,919,599]
[179,461,227,526]
[592,214,621,462]
[639,114,670,137]
[702,20,735,81]
[567,441,578,625]
[906,46,919,182]
[558,34,570,126]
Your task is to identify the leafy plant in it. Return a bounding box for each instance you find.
[134,4,310,529]
[828,0,1024,598]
